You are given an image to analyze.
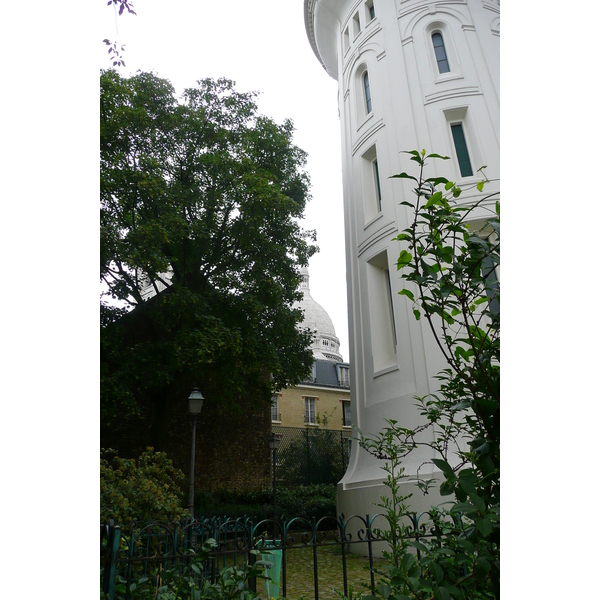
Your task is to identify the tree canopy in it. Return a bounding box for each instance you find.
[100,71,317,440]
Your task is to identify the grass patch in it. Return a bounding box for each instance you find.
[261,545,380,600]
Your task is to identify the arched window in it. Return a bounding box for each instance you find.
[432,32,450,73]
[363,71,372,113]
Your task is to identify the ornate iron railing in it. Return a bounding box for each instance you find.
[101,511,447,600]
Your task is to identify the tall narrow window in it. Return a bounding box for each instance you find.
[450,123,473,177]
[373,159,382,212]
[271,394,280,422]
[338,365,350,387]
[363,71,372,114]
[304,397,316,424]
[432,32,450,73]
[343,26,350,53]
[367,251,397,372]
[353,12,361,37]
[342,400,352,427]
[361,145,382,222]
[366,0,375,21]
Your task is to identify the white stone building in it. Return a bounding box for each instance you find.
[303,0,499,520]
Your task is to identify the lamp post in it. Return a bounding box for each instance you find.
[268,432,281,520]
[188,388,204,519]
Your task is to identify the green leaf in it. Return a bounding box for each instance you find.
[429,561,443,583]
[413,308,421,320]
[397,250,413,268]
[398,288,415,301]
[425,177,450,187]
[431,458,454,479]
[439,479,454,495]
[390,172,419,182]
[477,180,485,192]
[377,582,392,599]
[408,540,428,552]
[402,552,416,571]
[424,191,443,209]
[425,153,450,160]
[434,586,451,600]
[444,181,454,190]
[476,516,495,537]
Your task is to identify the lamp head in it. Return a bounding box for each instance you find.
[188,388,204,415]
[268,432,281,450]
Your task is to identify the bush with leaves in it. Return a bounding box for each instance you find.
[102,538,270,600]
[357,150,499,600]
[101,447,188,526]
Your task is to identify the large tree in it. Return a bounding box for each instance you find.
[100,71,317,447]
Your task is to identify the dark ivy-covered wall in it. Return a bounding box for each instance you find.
[101,394,272,494]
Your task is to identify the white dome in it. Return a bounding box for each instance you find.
[295,268,343,362]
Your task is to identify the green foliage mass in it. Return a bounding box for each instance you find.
[100,71,317,439]
[102,538,269,600]
[277,428,349,486]
[193,484,337,524]
[101,447,188,526]
[359,150,499,600]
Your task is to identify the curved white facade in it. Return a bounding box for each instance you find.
[304,0,499,521]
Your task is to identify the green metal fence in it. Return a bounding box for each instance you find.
[272,426,352,486]
[101,512,442,600]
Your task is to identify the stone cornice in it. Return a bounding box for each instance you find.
[304,0,327,71]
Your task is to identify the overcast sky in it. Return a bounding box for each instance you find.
[101,0,350,360]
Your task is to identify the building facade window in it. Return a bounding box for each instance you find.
[271,394,280,422]
[432,32,450,73]
[353,11,361,38]
[363,71,372,114]
[338,366,350,387]
[367,251,397,372]
[361,144,382,222]
[342,400,352,427]
[450,123,474,177]
[366,0,375,21]
[304,397,317,424]
[373,158,382,212]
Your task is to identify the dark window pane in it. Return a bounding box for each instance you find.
[451,123,473,177]
[369,5,375,20]
[363,72,372,113]
[374,159,382,211]
[432,32,450,73]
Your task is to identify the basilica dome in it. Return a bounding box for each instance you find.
[295,267,343,362]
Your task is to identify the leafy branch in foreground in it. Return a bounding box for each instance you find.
[358,150,499,599]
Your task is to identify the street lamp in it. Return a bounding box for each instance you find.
[188,388,205,519]
[269,432,281,520]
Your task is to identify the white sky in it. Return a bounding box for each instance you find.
[100,0,350,360]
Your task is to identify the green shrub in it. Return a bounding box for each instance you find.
[277,484,337,522]
[193,484,337,524]
[101,447,188,526]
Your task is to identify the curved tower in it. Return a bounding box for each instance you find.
[304,0,499,519]
[295,267,344,363]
